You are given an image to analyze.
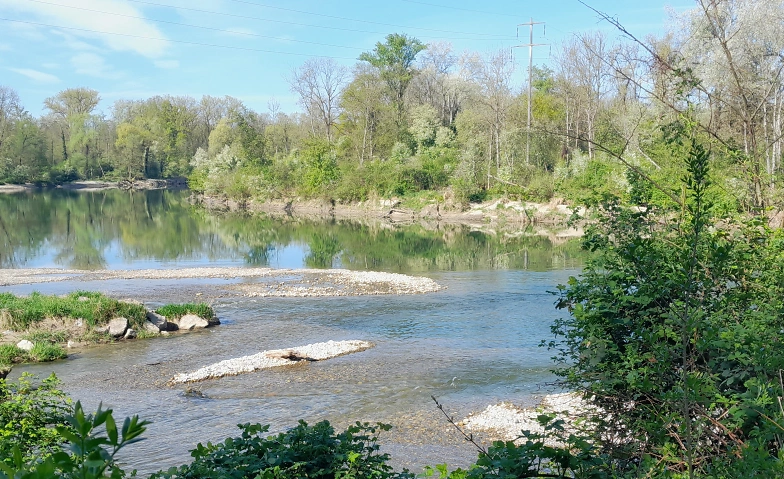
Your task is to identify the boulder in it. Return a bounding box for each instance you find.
[143,321,161,334]
[177,314,209,330]
[123,328,137,340]
[107,317,129,337]
[146,311,177,331]
[16,339,34,351]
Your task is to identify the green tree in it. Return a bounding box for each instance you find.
[359,33,427,137]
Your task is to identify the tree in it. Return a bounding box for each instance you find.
[0,86,22,154]
[359,33,427,135]
[289,58,348,142]
[43,88,100,167]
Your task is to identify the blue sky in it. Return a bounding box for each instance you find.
[0,0,692,117]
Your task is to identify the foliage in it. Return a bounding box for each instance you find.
[0,400,148,479]
[0,291,147,331]
[549,135,784,476]
[426,414,612,479]
[150,420,414,479]
[0,373,71,466]
[154,303,215,321]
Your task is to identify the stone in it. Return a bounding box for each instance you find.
[107,317,129,337]
[123,328,137,339]
[16,339,34,351]
[146,311,177,331]
[177,314,209,330]
[143,321,161,334]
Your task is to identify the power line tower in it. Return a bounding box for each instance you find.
[514,19,547,165]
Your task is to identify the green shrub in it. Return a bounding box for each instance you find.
[0,400,148,479]
[0,373,71,466]
[155,303,215,320]
[151,420,413,479]
[550,137,784,476]
[22,330,68,344]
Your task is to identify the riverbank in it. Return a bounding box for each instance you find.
[196,194,584,231]
[0,178,188,193]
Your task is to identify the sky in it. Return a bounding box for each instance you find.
[0,0,694,118]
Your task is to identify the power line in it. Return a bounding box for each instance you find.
[0,17,357,60]
[26,0,364,51]
[120,0,517,41]
[219,0,515,37]
[399,0,507,17]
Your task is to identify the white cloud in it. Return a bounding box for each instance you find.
[154,60,180,69]
[71,52,123,79]
[9,67,60,84]
[0,0,170,58]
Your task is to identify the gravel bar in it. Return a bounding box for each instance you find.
[0,267,443,296]
[170,340,374,383]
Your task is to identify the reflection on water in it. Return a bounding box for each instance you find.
[0,189,582,272]
[2,189,587,474]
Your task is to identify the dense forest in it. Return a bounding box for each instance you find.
[1,0,783,212]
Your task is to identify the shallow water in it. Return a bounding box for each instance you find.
[2,189,585,474]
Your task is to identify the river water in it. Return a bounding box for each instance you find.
[0,189,584,474]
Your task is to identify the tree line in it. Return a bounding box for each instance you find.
[1,0,783,211]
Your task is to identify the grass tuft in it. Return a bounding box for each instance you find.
[155,303,215,320]
[0,291,147,331]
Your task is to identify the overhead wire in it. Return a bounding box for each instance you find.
[218,0,516,37]
[119,0,517,41]
[0,17,358,60]
[25,0,365,51]
[398,0,508,17]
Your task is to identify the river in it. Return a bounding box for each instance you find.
[0,189,584,474]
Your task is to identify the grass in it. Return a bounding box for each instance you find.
[0,292,218,366]
[0,291,147,331]
[155,303,215,320]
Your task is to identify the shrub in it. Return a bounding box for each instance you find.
[150,420,414,479]
[0,373,71,465]
[550,137,784,476]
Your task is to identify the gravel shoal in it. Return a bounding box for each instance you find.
[170,340,374,383]
[460,393,588,443]
[0,268,442,296]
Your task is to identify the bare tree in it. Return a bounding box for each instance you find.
[289,58,348,141]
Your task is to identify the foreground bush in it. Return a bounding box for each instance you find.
[150,420,414,479]
[0,374,71,466]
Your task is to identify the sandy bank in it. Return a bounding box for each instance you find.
[460,393,589,444]
[0,267,443,297]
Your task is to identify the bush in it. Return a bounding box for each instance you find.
[0,373,71,465]
[550,137,784,476]
[151,420,414,479]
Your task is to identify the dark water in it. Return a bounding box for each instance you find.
[1,189,585,474]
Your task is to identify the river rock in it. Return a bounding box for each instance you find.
[146,311,177,331]
[107,317,129,337]
[16,339,34,351]
[143,321,161,334]
[177,314,209,330]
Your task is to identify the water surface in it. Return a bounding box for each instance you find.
[2,189,585,473]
